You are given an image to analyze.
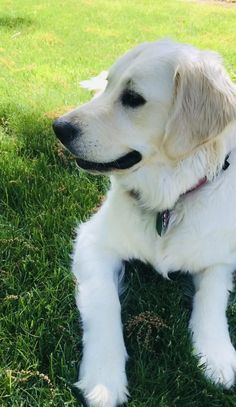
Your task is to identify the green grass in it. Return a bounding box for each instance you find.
[1,0,236,405]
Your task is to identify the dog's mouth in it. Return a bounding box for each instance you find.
[76,150,142,172]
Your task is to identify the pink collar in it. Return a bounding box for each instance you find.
[186,176,207,194]
[156,154,230,236]
[156,177,207,236]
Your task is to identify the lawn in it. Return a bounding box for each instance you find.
[1,0,236,406]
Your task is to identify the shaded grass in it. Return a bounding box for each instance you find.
[0,16,34,29]
[1,0,236,405]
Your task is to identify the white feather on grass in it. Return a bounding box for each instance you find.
[80,70,108,97]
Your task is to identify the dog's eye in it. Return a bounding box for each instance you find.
[121,89,146,108]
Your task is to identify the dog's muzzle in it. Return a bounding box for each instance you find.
[53,119,142,172]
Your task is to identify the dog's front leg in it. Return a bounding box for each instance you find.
[72,220,129,407]
[189,265,236,388]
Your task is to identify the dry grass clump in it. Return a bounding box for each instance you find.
[126,311,168,352]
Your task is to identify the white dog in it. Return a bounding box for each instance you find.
[53,39,236,407]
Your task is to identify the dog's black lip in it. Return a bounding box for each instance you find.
[76,150,142,172]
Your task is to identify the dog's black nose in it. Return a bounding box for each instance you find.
[52,119,79,145]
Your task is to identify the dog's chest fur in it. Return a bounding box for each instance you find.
[100,151,236,278]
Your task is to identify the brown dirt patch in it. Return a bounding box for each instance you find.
[189,0,236,8]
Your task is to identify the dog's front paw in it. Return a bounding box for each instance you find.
[75,364,129,407]
[194,340,236,389]
[75,381,129,407]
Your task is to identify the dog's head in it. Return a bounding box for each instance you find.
[53,39,236,174]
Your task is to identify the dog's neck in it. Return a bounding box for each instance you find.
[113,121,236,212]
[114,155,217,212]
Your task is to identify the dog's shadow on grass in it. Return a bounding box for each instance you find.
[122,260,194,313]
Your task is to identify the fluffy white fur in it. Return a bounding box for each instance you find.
[59,40,236,406]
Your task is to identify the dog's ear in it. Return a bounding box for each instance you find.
[163,51,236,160]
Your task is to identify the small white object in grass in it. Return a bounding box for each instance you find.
[11,32,21,39]
[80,71,108,97]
